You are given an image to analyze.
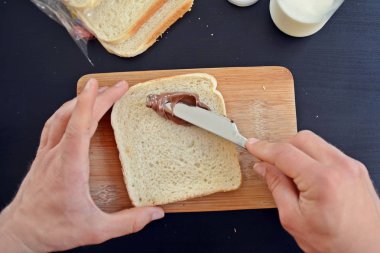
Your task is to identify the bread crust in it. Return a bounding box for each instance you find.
[76,0,167,43]
[100,0,193,57]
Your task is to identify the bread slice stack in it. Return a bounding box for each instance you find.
[111,73,242,207]
[64,0,194,57]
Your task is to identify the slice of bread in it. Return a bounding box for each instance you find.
[111,73,242,207]
[64,0,100,9]
[75,0,165,43]
[100,0,193,57]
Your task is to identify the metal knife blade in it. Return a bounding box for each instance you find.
[164,103,247,148]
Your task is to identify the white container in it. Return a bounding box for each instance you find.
[269,0,344,37]
[228,0,259,7]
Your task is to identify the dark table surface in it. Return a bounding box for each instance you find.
[1,0,379,252]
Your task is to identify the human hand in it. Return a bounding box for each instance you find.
[246,131,380,253]
[0,79,164,253]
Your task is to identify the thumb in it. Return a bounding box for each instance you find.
[101,207,164,239]
[254,162,300,219]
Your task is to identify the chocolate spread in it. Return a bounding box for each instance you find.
[146,92,210,126]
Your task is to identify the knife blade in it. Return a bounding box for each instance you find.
[164,103,247,148]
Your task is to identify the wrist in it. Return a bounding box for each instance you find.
[330,226,380,253]
[0,204,38,253]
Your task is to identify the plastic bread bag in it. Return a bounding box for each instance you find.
[31,0,94,65]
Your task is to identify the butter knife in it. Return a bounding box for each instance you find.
[164,103,247,148]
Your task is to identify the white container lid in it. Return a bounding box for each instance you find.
[228,0,259,7]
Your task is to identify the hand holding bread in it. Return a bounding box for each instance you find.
[0,79,164,252]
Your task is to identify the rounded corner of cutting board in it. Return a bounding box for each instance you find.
[275,66,294,81]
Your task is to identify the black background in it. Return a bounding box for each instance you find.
[1,0,379,252]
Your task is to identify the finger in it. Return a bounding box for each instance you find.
[254,162,300,214]
[93,80,129,122]
[290,130,348,165]
[38,102,74,152]
[62,78,98,159]
[246,138,320,181]
[38,117,53,152]
[44,98,77,149]
[43,84,114,150]
[100,207,164,239]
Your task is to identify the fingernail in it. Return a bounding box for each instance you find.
[115,80,127,88]
[246,138,260,148]
[247,138,259,144]
[98,86,108,93]
[151,210,165,221]
[85,78,95,91]
[253,163,266,178]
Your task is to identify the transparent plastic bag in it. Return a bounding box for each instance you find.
[31,0,94,65]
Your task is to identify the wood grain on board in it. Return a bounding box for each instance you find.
[77,66,297,213]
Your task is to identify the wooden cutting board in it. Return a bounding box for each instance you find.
[77,66,297,213]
